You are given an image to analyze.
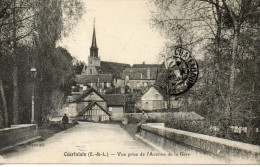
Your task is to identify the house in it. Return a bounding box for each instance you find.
[67,88,128,121]
[67,88,110,122]
[135,85,182,111]
[122,63,167,92]
[77,101,110,122]
[103,94,125,121]
[75,74,114,93]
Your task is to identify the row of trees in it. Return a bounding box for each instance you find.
[0,0,84,128]
[150,0,260,144]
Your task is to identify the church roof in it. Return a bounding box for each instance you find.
[75,74,113,84]
[91,26,98,49]
[99,61,131,78]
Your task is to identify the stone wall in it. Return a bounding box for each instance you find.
[0,124,40,152]
[140,124,260,162]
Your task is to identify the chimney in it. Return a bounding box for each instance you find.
[143,61,145,66]
[147,68,151,79]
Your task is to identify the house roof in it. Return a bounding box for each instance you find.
[102,94,125,106]
[75,74,113,84]
[100,61,131,78]
[77,101,110,116]
[132,63,165,68]
[141,85,169,101]
[72,88,105,102]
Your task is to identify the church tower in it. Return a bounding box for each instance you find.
[86,19,101,75]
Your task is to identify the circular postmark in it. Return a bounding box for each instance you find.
[163,47,199,95]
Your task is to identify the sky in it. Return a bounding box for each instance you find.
[58,0,165,66]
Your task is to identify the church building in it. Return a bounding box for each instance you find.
[73,21,166,95]
[76,23,131,93]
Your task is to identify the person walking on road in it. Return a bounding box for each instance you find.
[136,110,148,134]
[62,114,69,130]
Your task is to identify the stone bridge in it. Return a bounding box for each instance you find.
[0,122,259,164]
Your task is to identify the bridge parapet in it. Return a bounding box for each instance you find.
[140,124,260,163]
[0,124,41,152]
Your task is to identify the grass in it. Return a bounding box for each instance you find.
[38,122,75,140]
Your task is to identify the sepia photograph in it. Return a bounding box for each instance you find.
[0,0,259,164]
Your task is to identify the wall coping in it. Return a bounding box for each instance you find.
[142,124,260,154]
[0,124,37,132]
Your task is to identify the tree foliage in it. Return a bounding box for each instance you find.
[0,0,85,127]
[150,0,260,144]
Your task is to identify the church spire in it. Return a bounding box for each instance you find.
[91,18,97,48]
[90,18,98,57]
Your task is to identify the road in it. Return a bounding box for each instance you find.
[1,122,227,164]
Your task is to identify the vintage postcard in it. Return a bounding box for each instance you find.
[0,0,259,165]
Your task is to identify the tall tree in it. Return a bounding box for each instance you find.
[0,0,84,127]
[150,0,260,142]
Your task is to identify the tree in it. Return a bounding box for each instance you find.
[150,0,260,143]
[0,0,84,127]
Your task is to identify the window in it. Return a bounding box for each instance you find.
[155,93,159,99]
[89,60,92,64]
[89,69,92,74]
[137,82,140,87]
[144,82,147,87]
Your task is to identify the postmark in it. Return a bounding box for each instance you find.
[163,47,199,95]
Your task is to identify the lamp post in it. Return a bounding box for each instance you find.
[30,67,37,124]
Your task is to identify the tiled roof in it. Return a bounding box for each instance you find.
[75,74,113,84]
[102,94,125,106]
[72,88,105,102]
[100,61,131,78]
[132,63,165,68]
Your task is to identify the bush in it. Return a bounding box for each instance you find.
[38,122,75,140]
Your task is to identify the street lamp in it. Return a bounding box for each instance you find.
[30,67,37,124]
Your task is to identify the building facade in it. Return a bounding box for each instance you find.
[136,85,181,111]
